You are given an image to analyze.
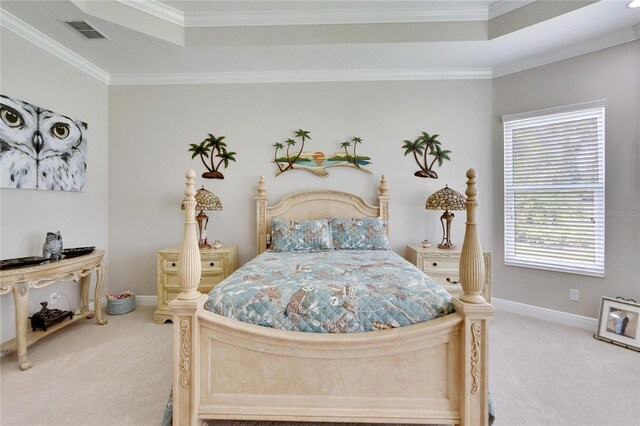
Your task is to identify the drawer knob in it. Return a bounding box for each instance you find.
[432,262,438,267]
[171,263,176,267]
[210,262,215,267]
[446,277,460,284]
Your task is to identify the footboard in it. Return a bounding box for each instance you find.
[170,169,494,425]
[197,311,463,424]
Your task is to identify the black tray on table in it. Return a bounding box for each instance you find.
[62,246,96,258]
[0,256,51,270]
[0,247,96,270]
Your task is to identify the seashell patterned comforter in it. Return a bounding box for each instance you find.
[204,249,454,333]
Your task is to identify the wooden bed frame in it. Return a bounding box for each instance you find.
[170,169,494,425]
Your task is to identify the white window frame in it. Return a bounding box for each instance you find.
[502,100,605,277]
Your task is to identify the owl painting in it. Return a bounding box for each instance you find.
[0,95,88,191]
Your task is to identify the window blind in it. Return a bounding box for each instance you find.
[503,101,605,277]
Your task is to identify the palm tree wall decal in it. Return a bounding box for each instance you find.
[402,131,451,178]
[273,129,312,173]
[188,134,237,179]
[340,137,364,168]
[272,130,372,177]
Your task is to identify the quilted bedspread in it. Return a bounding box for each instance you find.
[204,250,454,333]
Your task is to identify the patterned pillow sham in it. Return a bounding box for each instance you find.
[330,217,389,250]
[270,218,333,252]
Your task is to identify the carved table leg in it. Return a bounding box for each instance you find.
[94,262,107,325]
[13,282,32,370]
[80,273,90,315]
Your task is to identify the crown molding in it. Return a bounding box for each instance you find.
[494,27,640,78]
[488,0,537,20]
[116,0,488,28]
[0,9,110,84]
[184,8,488,28]
[109,68,493,85]
[116,0,183,26]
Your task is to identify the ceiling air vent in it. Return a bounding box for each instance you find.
[64,20,108,40]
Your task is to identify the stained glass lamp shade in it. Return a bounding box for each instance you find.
[182,186,222,249]
[426,185,466,249]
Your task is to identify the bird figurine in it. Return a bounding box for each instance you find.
[42,231,63,259]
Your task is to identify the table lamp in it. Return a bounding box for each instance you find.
[182,186,222,249]
[426,185,466,249]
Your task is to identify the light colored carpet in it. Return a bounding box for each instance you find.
[1,306,639,426]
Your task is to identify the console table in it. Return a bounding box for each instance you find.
[0,250,107,370]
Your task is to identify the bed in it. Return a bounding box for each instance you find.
[170,169,494,425]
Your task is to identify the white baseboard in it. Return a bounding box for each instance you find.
[134,295,158,306]
[94,295,157,308]
[492,297,598,331]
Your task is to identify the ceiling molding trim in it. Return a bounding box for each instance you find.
[494,27,640,78]
[488,0,537,20]
[0,9,110,84]
[115,1,489,28]
[117,0,184,26]
[109,68,493,86]
[185,8,488,27]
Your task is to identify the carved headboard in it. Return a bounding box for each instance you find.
[255,175,390,254]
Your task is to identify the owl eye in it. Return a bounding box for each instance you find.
[0,106,23,128]
[51,123,70,139]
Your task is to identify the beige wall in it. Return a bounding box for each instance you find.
[4,28,636,343]
[108,81,494,296]
[492,41,640,317]
[0,29,109,342]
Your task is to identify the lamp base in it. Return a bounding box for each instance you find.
[437,210,457,250]
[437,241,456,250]
[199,239,211,249]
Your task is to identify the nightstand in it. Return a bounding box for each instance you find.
[154,245,238,323]
[406,245,491,301]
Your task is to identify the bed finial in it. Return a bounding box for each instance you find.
[379,174,389,196]
[257,175,267,196]
[459,168,485,304]
[177,169,203,300]
[465,168,477,199]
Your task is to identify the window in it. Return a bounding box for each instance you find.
[503,101,605,277]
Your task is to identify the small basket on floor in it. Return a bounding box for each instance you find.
[106,291,136,315]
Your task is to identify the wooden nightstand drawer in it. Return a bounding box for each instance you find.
[421,258,459,273]
[163,283,218,305]
[163,258,224,272]
[164,273,223,289]
[155,246,238,324]
[427,271,461,287]
[201,259,223,271]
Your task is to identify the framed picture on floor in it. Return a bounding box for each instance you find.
[595,296,640,351]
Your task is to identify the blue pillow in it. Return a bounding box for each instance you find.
[270,218,333,252]
[330,217,389,250]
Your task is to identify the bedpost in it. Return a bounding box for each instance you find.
[178,169,202,300]
[378,174,390,237]
[170,169,207,426]
[460,168,485,304]
[256,176,268,255]
[452,168,494,426]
